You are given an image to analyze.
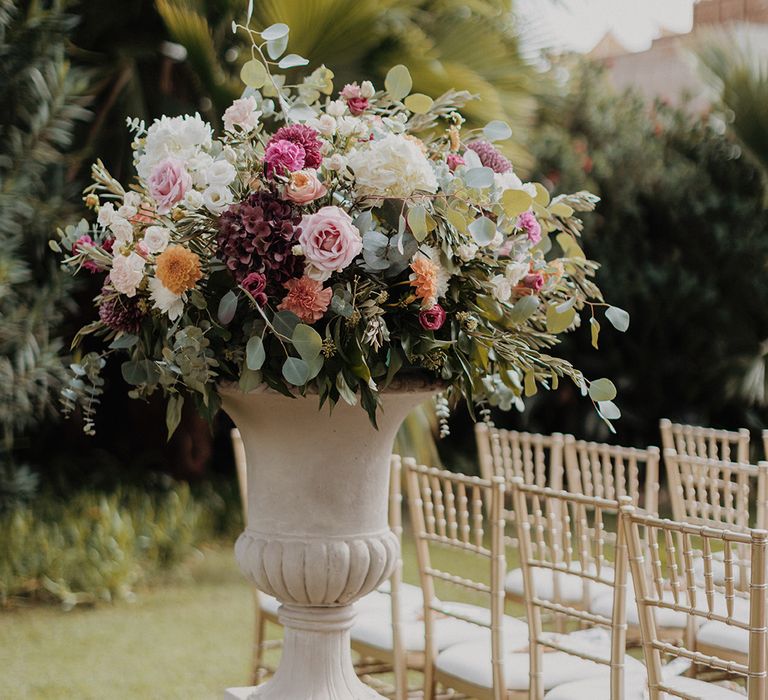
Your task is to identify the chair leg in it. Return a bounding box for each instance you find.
[423,662,437,700]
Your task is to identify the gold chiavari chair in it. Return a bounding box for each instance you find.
[660,419,750,463]
[621,504,768,700]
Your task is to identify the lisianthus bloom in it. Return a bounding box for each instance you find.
[409,247,449,309]
[517,211,542,245]
[155,245,202,295]
[298,206,362,278]
[241,272,268,305]
[264,140,305,178]
[419,304,446,331]
[277,276,332,324]
[148,157,192,214]
[73,235,100,273]
[284,170,327,205]
[223,96,261,133]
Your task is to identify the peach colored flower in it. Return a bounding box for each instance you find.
[277,276,332,324]
[155,245,202,295]
[410,255,439,309]
[284,170,327,205]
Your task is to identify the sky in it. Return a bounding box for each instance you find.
[517,0,697,53]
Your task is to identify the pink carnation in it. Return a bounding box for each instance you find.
[517,211,542,245]
[419,304,447,331]
[340,83,362,100]
[298,206,362,276]
[446,154,465,172]
[264,139,305,179]
[277,276,332,324]
[147,158,191,214]
[270,124,323,169]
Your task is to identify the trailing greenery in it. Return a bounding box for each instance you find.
[0,479,237,608]
[524,61,768,446]
[0,0,91,493]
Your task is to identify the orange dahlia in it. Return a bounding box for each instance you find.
[409,255,440,309]
[155,245,202,295]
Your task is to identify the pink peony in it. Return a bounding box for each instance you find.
[517,211,542,245]
[264,139,306,178]
[147,158,191,214]
[241,272,268,305]
[284,170,327,205]
[446,154,465,172]
[73,235,100,273]
[298,206,362,275]
[419,304,447,331]
[277,276,332,324]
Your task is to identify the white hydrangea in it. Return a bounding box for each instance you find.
[136,114,213,179]
[148,277,184,321]
[348,134,438,200]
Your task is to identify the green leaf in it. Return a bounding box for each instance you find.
[524,370,537,397]
[385,64,412,101]
[550,202,574,218]
[468,217,496,245]
[306,354,324,380]
[501,189,533,217]
[546,304,576,333]
[273,310,300,338]
[590,317,600,349]
[267,34,289,60]
[246,0,253,24]
[483,120,512,141]
[533,183,551,207]
[166,395,184,439]
[404,93,433,114]
[246,335,266,370]
[282,357,310,386]
[556,233,586,260]
[508,295,539,324]
[239,367,262,392]
[121,360,160,386]
[598,400,621,420]
[464,167,495,189]
[241,60,267,88]
[109,334,138,350]
[588,378,617,402]
[407,204,428,242]
[217,290,238,325]
[291,324,322,361]
[605,306,630,333]
[261,23,289,40]
[335,373,357,405]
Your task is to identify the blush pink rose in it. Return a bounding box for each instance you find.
[278,276,332,324]
[419,304,447,331]
[148,158,191,215]
[264,139,305,178]
[223,96,260,133]
[284,170,327,205]
[298,206,363,274]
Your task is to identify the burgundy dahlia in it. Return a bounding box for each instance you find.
[98,286,145,334]
[217,191,304,296]
[466,140,512,174]
[269,124,323,169]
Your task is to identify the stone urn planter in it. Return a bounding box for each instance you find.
[220,379,437,700]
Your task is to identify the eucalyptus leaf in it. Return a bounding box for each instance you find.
[524,371,537,397]
[239,367,262,392]
[287,103,316,122]
[246,0,253,24]
[240,60,267,88]
[217,290,238,325]
[533,183,551,207]
[261,23,289,40]
[306,354,324,380]
[267,35,289,60]
[282,357,310,385]
[166,395,184,438]
[246,335,266,370]
[272,310,300,338]
[109,334,138,350]
[407,204,428,242]
[464,167,495,189]
[588,378,617,402]
[384,64,412,101]
[605,306,630,333]
[468,217,496,245]
[278,54,309,69]
[508,295,539,324]
[292,324,322,361]
[483,120,512,142]
[590,317,600,349]
[546,304,576,333]
[404,93,433,114]
[501,189,533,217]
[598,400,621,420]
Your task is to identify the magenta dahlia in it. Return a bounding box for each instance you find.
[217,191,304,296]
[466,140,512,174]
[98,285,145,334]
[269,124,323,169]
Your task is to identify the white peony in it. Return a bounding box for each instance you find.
[202,184,233,213]
[143,226,171,254]
[110,252,145,297]
[348,134,438,200]
[148,277,184,321]
[206,159,237,187]
[136,114,213,179]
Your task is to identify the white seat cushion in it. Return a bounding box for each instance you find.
[693,552,749,589]
[436,627,644,691]
[351,601,528,654]
[506,564,613,604]
[697,620,749,656]
[589,589,688,629]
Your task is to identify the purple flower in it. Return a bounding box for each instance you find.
[466,140,512,174]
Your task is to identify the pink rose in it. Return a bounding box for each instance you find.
[278,276,332,324]
[522,272,545,292]
[419,304,447,331]
[147,158,192,214]
[148,158,191,215]
[264,139,306,178]
[346,97,369,116]
[517,211,542,245]
[284,170,327,205]
[298,206,363,275]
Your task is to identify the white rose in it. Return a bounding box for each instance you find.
[360,80,375,99]
[110,252,145,297]
[456,243,478,262]
[222,96,261,133]
[143,226,171,254]
[203,184,233,214]
[184,190,204,210]
[97,202,116,228]
[206,159,236,187]
[148,277,184,321]
[110,216,134,245]
[505,261,529,286]
[326,100,347,117]
[337,116,367,138]
[490,274,512,303]
[186,152,214,188]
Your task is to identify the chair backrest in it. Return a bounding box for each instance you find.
[475,423,565,489]
[660,418,750,463]
[564,436,660,515]
[405,459,507,697]
[511,480,628,700]
[621,505,768,700]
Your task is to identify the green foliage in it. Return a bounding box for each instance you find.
[0,1,91,465]
[527,61,768,444]
[0,482,209,608]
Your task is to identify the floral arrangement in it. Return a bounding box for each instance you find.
[54,20,628,437]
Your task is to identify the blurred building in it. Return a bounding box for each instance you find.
[589,0,768,107]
